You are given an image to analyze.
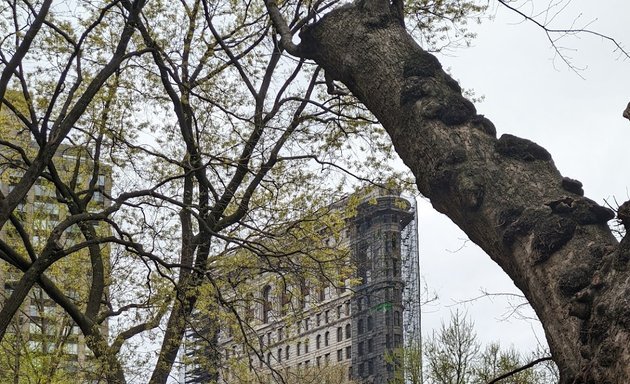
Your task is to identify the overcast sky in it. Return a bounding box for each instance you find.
[415,0,630,355]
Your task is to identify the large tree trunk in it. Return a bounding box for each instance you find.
[293,1,630,382]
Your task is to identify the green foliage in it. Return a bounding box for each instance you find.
[386,340,423,384]
[422,311,558,384]
[424,310,480,384]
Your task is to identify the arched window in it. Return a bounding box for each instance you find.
[299,280,308,309]
[337,327,343,342]
[345,324,351,339]
[297,342,301,356]
[285,345,290,360]
[262,285,272,323]
[316,334,321,349]
[318,286,326,302]
[280,284,290,316]
[324,331,329,347]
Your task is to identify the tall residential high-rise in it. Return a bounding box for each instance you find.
[185,189,420,383]
[0,127,112,381]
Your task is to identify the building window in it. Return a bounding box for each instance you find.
[324,353,330,365]
[345,301,351,316]
[345,346,351,359]
[337,327,343,342]
[358,341,364,356]
[64,343,78,355]
[325,310,329,323]
[278,348,282,362]
[285,345,290,360]
[324,331,329,347]
[337,305,342,319]
[297,342,301,356]
[280,285,290,316]
[316,356,321,367]
[394,311,401,326]
[316,334,321,349]
[316,313,321,326]
[358,319,364,334]
[262,285,272,323]
[345,324,351,339]
[300,280,308,309]
[368,360,374,375]
[305,339,309,353]
[367,315,373,331]
[245,293,254,321]
[368,338,373,353]
[318,287,325,302]
[278,327,283,341]
[337,349,343,362]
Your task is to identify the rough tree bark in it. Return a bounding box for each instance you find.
[268,0,630,382]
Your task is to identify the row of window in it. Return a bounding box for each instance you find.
[295,323,352,357]
[252,323,353,370]
[273,345,352,370]
[357,311,401,335]
[256,301,352,349]
[356,289,403,311]
[357,338,374,356]
[278,334,400,365]
[27,340,79,355]
[260,285,350,324]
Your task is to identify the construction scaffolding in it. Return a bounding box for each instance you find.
[401,197,422,384]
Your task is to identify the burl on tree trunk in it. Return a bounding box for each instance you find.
[271,0,630,382]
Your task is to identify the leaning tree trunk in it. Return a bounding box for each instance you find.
[284,1,630,382]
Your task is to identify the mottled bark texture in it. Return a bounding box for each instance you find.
[290,1,630,382]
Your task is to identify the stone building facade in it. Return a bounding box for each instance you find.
[210,191,414,383]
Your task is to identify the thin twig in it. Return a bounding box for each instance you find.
[498,0,629,77]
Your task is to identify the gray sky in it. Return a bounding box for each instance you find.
[416,0,630,354]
